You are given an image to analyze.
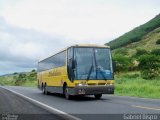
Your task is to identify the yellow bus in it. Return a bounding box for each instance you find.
[37,44,115,99]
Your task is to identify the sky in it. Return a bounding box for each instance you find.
[0,0,160,75]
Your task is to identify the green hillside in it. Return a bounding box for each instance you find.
[106,14,160,50]
[112,27,160,56]
[104,14,160,99]
[105,13,160,78]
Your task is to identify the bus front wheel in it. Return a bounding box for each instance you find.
[64,85,71,100]
[94,94,102,99]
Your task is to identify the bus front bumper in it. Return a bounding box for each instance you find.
[68,85,114,95]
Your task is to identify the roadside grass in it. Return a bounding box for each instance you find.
[115,72,160,99]
[1,71,160,99]
[22,80,37,87]
[0,75,16,86]
[0,72,37,88]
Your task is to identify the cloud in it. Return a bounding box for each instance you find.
[1,0,159,42]
[1,0,158,38]
[0,16,71,75]
[0,0,160,75]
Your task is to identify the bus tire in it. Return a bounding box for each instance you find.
[42,83,45,94]
[43,84,49,95]
[64,85,71,100]
[94,94,102,100]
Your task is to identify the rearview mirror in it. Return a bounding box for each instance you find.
[112,61,116,72]
[68,58,75,81]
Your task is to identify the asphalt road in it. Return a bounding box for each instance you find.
[1,86,160,120]
[0,87,68,120]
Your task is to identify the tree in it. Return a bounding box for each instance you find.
[13,72,18,75]
[156,39,160,44]
[31,69,36,72]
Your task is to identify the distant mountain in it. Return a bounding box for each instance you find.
[0,73,13,77]
[105,14,160,50]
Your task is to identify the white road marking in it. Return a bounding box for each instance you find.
[1,86,81,120]
[132,105,160,111]
[107,94,160,101]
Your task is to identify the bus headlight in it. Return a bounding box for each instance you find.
[76,83,88,86]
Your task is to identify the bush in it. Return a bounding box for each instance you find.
[29,72,37,81]
[114,48,128,55]
[138,55,160,79]
[156,39,160,44]
[135,48,148,57]
[113,54,131,72]
[15,73,27,86]
[151,49,160,55]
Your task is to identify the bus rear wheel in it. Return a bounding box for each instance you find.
[42,84,49,95]
[94,94,102,99]
[42,84,45,94]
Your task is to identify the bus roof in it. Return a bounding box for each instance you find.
[38,44,110,62]
[71,44,110,48]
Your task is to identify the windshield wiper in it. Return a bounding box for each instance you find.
[97,68,107,80]
[86,64,93,81]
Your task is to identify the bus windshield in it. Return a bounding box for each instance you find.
[74,47,113,80]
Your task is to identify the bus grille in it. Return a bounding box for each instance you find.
[88,83,106,86]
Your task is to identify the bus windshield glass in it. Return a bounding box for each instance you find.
[74,47,113,80]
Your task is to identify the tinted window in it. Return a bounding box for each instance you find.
[38,50,66,72]
[73,48,113,80]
